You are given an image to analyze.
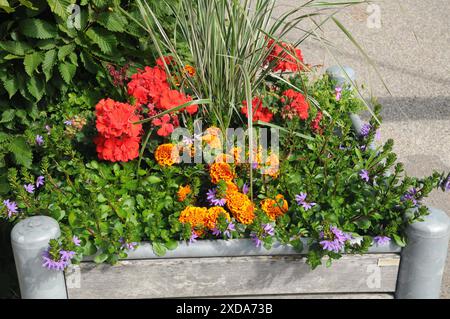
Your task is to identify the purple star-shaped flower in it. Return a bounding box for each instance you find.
[189,231,198,244]
[263,223,275,236]
[373,236,391,246]
[242,183,249,195]
[64,120,72,126]
[250,232,262,247]
[36,175,45,188]
[359,169,369,182]
[295,192,316,211]
[35,135,44,146]
[24,184,35,194]
[2,199,18,218]
[223,222,235,238]
[72,236,81,246]
[212,228,221,237]
[206,188,226,206]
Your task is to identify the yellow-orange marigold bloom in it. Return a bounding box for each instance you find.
[177,185,191,202]
[261,194,288,220]
[179,206,208,228]
[230,147,243,164]
[210,162,234,184]
[155,143,179,166]
[205,206,231,229]
[215,153,234,163]
[184,65,196,77]
[225,181,239,194]
[226,192,255,225]
[262,152,280,178]
[203,127,222,149]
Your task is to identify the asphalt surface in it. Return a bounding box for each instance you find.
[274,0,450,298]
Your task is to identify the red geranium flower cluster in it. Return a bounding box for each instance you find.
[241,97,274,123]
[265,39,304,72]
[94,98,142,162]
[311,111,323,134]
[127,56,196,137]
[280,89,309,120]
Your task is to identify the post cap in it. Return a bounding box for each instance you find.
[11,216,60,249]
[326,65,356,86]
[407,207,450,239]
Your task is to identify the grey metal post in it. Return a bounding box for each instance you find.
[325,65,356,87]
[396,207,450,298]
[11,216,67,299]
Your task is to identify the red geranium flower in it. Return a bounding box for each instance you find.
[241,97,273,123]
[152,114,175,137]
[155,56,175,69]
[281,89,309,120]
[127,66,170,106]
[311,111,323,134]
[159,89,196,114]
[95,98,142,138]
[94,135,141,162]
[265,39,304,72]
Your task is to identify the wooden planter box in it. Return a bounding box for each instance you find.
[65,239,401,299]
[10,207,450,299]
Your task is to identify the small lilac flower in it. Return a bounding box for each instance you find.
[36,175,45,188]
[242,183,249,195]
[295,193,316,211]
[263,223,275,236]
[3,199,18,218]
[250,232,262,247]
[402,188,419,206]
[212,228,221,237]
[335,87,342,101]
[24,184,35,194]
[45,125,51,135]
[72,236,81,246]
[373,236,391,246]
[35,135,44,146]
[64,120,72,126]
[445,179,450,192]
[42,249,73,271]
[360,144,367,151]
[319,226,352,253]
[223,222,235,239]
[375,129,381,141]
[360,123,371,138]
[60,250,76,262]
[189,231,198,244]
[206,188,226,206]
[119,237,138,250]
[359,169,369,182]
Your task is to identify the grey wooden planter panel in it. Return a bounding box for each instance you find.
[66,254,399,299]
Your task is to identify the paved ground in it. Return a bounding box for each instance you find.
[275,0,450,298]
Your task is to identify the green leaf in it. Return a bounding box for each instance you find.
[19,19,57,39]
[94,253,108,264]
[68,211,76,226]
[86,27,117,54]
[9,136,32,168]
[1,76,19,98]
[165,240,178,250]
[47,0,72,18]
[18,0,37,9]
[42,49,57,81]
[393,234,406,247]
[80,50,99,74]
[0,109,15,123]
[58,43,76,61]
[26,76,45,101]
[0,0,14,13]
[0,41,32,56]
[152,242,167,256]
[97,12,127,32]
[24,52,44,76]
[147,176,161,184]
[58,62,76,84]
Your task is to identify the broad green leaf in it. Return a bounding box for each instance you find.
[24,52,44,76]
[165,240,178,250]
[1,76,19,98]
[0,109,15,123]
[58,43,76,61]
[47,0,72,18]
[26,76,45,101]
[0,41,32,56]
[42,49,57,81]
[18,0,37,9]
[86,27,117,54]
[93,253,108,264]
[19,19,57,39]
[80,50,99,74]
[0,0,14,13]
[58,62,76,84]
[9,136,32,168]
[97,12,127,32]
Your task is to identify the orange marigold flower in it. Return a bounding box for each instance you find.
[203,127,222,149]
[155,143,180,166]
[184,65,196,77]
[210,162,234,184]
[214,153,233,163]
[261,194,288,220]
[230,147,243,164]
[179,206,208,228]
[226,192,255,225]
[205,206,231,230]
[177,185,191,202]
[261,152,280,178]
[225,181,239,194]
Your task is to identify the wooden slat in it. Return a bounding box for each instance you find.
[66,254,400,299]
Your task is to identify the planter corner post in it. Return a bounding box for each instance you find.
[396,207,450,299]
[11,215,68,299]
